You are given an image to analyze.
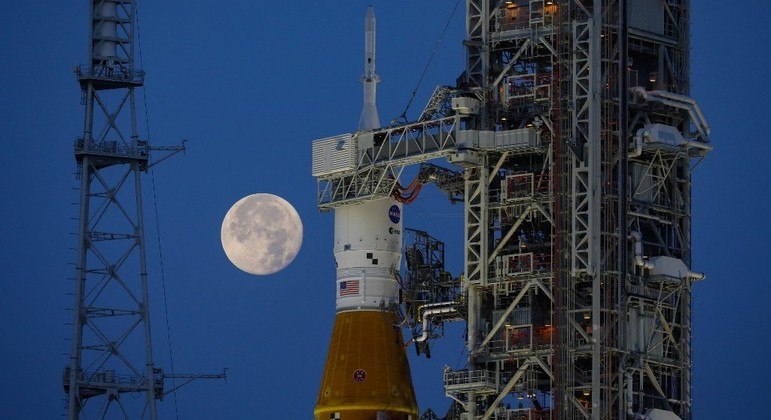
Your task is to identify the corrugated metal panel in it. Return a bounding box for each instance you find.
[457,128,537,150]
[494,128,538,149]
[492,307,532,326]
[311,133,356,177]
[511,307,531,325]
[629,0,665,35]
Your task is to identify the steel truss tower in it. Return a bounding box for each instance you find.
[63,2,216,419]
[312,1,710,419]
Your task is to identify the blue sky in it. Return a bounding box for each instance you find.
[0,0,769,418]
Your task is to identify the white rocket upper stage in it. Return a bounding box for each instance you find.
[332,8,401,313]
[358,6,381,131]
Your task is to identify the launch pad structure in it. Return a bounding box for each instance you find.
[312,1,711,419]
[63,1,223,419]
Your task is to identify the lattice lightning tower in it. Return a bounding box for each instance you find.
[63,2,221,418]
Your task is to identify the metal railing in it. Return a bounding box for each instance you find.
[491,407,552,420]
[444,369,497,393]
[75,65,145,85]
[74,138,149,160]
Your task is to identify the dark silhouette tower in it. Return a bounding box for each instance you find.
[63,2,221,418]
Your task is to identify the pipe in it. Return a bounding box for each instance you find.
[628,211,671,225]
[629,231,654,270]
[417,302,457,311]
[629,87,711,142]
[625,373,644,419]
[687,271,706,281]
[415,306,457,342]
[648,90,711,137]
[686,140,713,153]
[638,308,644,352]
[628,128,648,158]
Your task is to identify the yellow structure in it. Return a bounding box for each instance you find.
[315,311,419,420]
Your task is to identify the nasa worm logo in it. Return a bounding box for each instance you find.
[353,369,366,382]
[388,205,401,224]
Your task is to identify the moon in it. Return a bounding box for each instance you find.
[220,193,303,275]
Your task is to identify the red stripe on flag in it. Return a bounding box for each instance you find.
[339,280,360,297]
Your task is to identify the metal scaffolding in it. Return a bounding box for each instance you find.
[64,2,220,419]
[312,1,710,418]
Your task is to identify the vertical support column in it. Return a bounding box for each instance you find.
[466,280,478,419]
[681,161,693,419]
[588,2,603,417]
[463,159,488,418]
[464,162,489,287]
[617,1,630,418]
[466,0,491,127]
[465,0,490,89]
[83,84,95,147]
[679,4,693,414]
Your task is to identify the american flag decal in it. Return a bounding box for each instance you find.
[339,280,360,297]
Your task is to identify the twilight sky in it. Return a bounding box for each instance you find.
[0,0,769,418]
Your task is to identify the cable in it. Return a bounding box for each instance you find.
[150,171,179,420]
[395,0,461,123]
[136,2,179,419]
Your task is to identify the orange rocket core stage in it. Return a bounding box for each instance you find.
[315,311,418,420]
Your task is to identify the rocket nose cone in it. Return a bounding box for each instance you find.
[365,6,376,29]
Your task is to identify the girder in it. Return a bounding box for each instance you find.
[310,1,708,418]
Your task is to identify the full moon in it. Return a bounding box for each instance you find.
[220,193,303,275]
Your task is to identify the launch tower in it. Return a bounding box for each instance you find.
[64,2,222,418]
[313,1,710,419]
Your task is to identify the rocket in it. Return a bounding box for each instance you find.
[358,6,381,131]
[315,7,419,420]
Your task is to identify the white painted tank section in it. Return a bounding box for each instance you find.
[334,198,402,311]
[93,1,118,60]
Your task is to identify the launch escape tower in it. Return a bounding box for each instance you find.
[64,2,222,418]
[313,1,710,419]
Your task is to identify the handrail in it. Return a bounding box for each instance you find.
[74,138,149,160]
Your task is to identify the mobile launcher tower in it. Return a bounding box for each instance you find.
[312,2,710,420]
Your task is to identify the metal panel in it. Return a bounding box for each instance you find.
[627,306,663,357]
[311,133,356,177]
[628,0,665,35]
[494,128,538,149]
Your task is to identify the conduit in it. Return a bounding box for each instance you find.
[630,231,654,270]
[629,87,711,142]
[414,304,457,343]
[626,373,644,419]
